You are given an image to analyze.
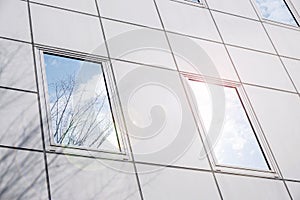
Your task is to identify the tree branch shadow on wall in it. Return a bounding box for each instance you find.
[0,41,140,200]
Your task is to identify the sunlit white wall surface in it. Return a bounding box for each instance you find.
[0,0,299,199]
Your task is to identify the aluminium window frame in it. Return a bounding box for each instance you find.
[184,0,201,5]
[36,46,130,160]
[181,72,280,178]
[170,0,207,8]
[251,0,300,28]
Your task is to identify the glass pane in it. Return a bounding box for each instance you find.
[188,80,270,171]
[255,0,298,26]
[186,0,201,3]
[44,54,121,152]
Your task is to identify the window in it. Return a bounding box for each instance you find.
[42,53,125,154]
[173,0,203,6]
[186,78,274,173]
[254,0,298,26]
[186,0,201,3]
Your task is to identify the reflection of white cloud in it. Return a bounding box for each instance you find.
[188,81,212,130]
[188,80,269,170]
[50,58,57,66]
[231,136,246,151]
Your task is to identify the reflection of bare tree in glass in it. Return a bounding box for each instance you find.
[48,74,117,150]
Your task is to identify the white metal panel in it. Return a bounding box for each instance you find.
[30,0,98,15]
[31,4,107,56]
[265,23,300,59]
[217,173,291,200]
[98,0,162,29]
[48,154,141,200]
[0,39,36,92]
[167,32,239,81]
[137,164,221,200]
[245,85,300,180]
[228,46,295,91]
[0,149,48,199]
[212,11,276,53]
[156,0,221,42]
[0,0,31,41]
[206,0,259,19]
[282,57,300,92]
[0,89,42,150]
[103,19,177,70]
[287,181,300,199]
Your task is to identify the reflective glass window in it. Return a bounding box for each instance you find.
[255,0,298,26]
[188,80,270,171]
[44,54,121,152]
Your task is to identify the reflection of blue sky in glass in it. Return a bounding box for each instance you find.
[255,0,298,26]
[185,0,201,3]
[188,80,270,171]
[44,54,120,152]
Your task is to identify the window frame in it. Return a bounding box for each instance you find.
[182,72,280,178]
[36,47,130,160]
[170,0,206,8]
[252,0,300,28]
[184,0,201,4]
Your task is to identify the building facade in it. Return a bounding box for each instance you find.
[0,0,300,199]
